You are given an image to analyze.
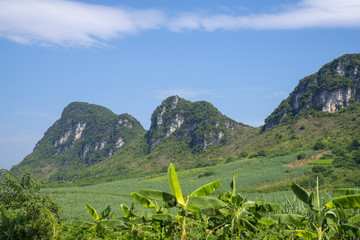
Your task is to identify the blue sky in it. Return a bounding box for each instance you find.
[1,0,360,170]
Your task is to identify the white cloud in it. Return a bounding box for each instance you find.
[154,88,213,100]
[169,0,360,31]
[0,0,359,47]
[0,0,165,47]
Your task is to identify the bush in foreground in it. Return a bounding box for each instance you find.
[0,169,60,240]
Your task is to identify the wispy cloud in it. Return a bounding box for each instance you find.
[0,0,165,47]
[0,0,359,47]
[154,88,213,100]
[169,0,360,31]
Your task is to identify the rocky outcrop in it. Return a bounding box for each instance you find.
[264,54,360,130]
[146,96,235,150]
[21,102,146,168]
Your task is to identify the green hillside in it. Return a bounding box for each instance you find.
[11,102,146,180]
[10,53,360,185]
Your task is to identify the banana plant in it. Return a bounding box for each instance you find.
[130,163,223,240]
[291,177,360,240]
[64,204,125,238]
[211,172,282,239]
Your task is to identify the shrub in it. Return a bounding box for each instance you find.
[297,152,307,160]
[226,156,235,163]
[197,171,215,178]
[332,146,347,156]
[313,140,327,150]
[238,151,248,158]
[0,170,60,240]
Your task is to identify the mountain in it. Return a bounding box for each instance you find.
[264,54,360,130]
[146,96,236,150]
[11,102,146,179]
[12,97,255,182]
[11,53,360,183]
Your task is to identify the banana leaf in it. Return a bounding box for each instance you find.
[120,203,130,218]
[342,224,360,237]
[326,194,360,209]
[139,189,175,202]
[86,203,99,221]
[270,214,305,225]
[131,192,155,208]
[333,188,360,197]
[66,220,94,229]
[189,196,227,209]
[152,213,177,221]
[190,179,221,197]
[291,182,312,206]
[349,214,360,224]
[100,205,111,219]
[101,219,125,228]
[296,230,317,240]
[168,163,185,207]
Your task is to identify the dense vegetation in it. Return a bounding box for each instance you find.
[1,164,360,239]
[2,53,360,238]
[0,169,60,239]
[10,54,360,184]
[11,102,146,181]
[264,53,360,129]
[146,96,236,151]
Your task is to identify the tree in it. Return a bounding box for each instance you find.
[0,169,60,239]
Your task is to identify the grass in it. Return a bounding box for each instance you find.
[306,158,334,166]
[43,151,315,220]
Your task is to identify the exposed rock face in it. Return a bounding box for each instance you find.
[21,102,145,169]
[264,54,360,130]
[146,96,235,150]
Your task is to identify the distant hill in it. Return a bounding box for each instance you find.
[264,53,360,130]
[11,102,146,179]
[11,53,360,183]
[146,96,237,150]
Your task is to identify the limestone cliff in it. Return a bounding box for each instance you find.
[264,53,360,130]
[146,96,235,150]
[12,102,145,178]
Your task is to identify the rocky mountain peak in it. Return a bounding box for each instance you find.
[15,102,145,179]
[264,53,360,130]
[146,96,235,150]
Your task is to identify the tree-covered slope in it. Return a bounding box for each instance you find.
[146,96,237,151]
[64,96,256,183]
[264,53,360,130]
[10,53,360,184]
[11,102,146,179]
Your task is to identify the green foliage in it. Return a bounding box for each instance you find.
[9,163,359,239]
[264,53,360,130]
[146,96,235,152]
[297,152,307,160]
[291,179,360,239]
[197,171,215,178]
[0,170,60,239]
[313,140,327,150]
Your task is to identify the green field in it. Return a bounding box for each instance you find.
[306,158,334,166]
[43,151,315,219]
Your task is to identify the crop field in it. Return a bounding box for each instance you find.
[43,151,315,219]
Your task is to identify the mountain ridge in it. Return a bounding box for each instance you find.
[11,53,360,183]
[264,53,360,130]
